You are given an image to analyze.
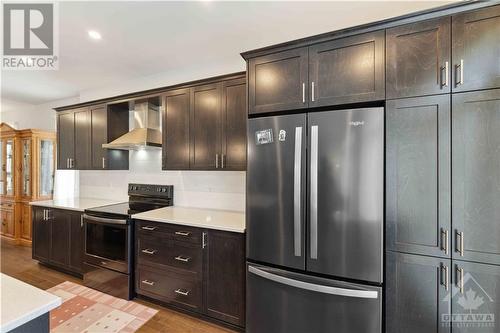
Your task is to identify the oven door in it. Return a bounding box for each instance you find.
[83,214,131,274]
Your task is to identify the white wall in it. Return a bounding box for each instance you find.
[79,150,246,212]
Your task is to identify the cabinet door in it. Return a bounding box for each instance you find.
[21,203,31,240]
[32,207,50,262]
[206,230,245,327]
[452,89,500,265]
[452,260,500,333]
[386,252,451,333]
[0,209,14,238]
[57,112,74,169]
[386,17,451,99]
[309,30,385,107]
[49,209,70,267]
[190,83,222,170]
[221,77,246,170]
[386,95,451,258]
[90,105,107,170]
[452,5,500,92]
[163,88,191,170]
[68,212,83,273]
[248,47,308,114]
[74,108,91,169]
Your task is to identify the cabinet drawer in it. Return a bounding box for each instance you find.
[136,266,202,312]
[137,235,202,274]
[136,220,202,245]
[0,202,14,210]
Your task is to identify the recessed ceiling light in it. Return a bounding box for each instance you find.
[88,30,102,40]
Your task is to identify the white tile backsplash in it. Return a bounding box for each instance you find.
[78,150,246,212]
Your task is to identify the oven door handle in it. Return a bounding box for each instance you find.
[83,214,128,225]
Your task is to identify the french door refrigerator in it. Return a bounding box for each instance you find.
[246,108,384,333]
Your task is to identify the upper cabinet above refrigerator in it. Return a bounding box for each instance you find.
[248,48,309,115]
[247,31,386,115]
[452,5,500,92]
[309,31,385,108]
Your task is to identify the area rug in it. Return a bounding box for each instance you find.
[47,281,158,333]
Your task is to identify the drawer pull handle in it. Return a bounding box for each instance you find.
[174,255,191,263]
[142,280,155,286]
[142,226,157,231]
[174,288,190,296]
[175,231,191,236]
[141,249,157,255]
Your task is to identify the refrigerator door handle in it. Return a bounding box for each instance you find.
[293,127,303,257]
[248,266,378,299]
[310,125,319,259]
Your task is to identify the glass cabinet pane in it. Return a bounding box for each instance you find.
[22,139,31,196]
[0,140,4,195]
[39,140,54,197]
[6,140,13,196]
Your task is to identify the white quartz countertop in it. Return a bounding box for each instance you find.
[0,273,61,333]
[29,197,123,212]
[132,206,246,233]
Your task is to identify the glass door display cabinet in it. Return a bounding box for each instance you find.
[0,123,56,244]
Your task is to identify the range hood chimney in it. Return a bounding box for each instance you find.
[102,100,162,150]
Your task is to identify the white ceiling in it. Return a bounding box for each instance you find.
[1,1,454,105]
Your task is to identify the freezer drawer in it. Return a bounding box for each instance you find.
[246,263,382,333]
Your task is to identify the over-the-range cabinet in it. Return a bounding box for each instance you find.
[246,108,384,333]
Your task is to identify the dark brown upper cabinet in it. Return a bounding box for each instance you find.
[452,6,500,92]
[248,47,309,115]
[248,32,386,114]
[57,105,129,170]
[452,89,500,266]
[386,17,451,99]
[163,88,191,170]
[309,30,385,107]
[386,95,451,259]
[162,74,246,171]
[190,83,222,170]
[90,104,129,170]
[221,77,247,170]
[73,108,91,169]
[57,111,75,170]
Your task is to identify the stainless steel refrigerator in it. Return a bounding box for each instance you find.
[246,108,384,333]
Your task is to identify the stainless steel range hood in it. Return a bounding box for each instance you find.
[102,100,162,150]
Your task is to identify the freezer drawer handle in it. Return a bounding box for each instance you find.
[310,125,319,259]
[248,266,378,299]
[293,126,303,257]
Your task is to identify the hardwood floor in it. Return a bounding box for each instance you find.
[0,239,236,333]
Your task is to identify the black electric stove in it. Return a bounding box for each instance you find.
[82,183,173,300]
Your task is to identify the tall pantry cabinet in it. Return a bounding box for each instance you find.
[385,5,500,332]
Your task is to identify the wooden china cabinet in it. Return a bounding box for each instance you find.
[0,123,56,245]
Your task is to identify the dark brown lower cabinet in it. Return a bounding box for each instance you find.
[135,220,245,328]
[206,230,245,326]
[386,251,451,333]
[451,260,500,333]
[32,206,50,262]
[32,206,84,275]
